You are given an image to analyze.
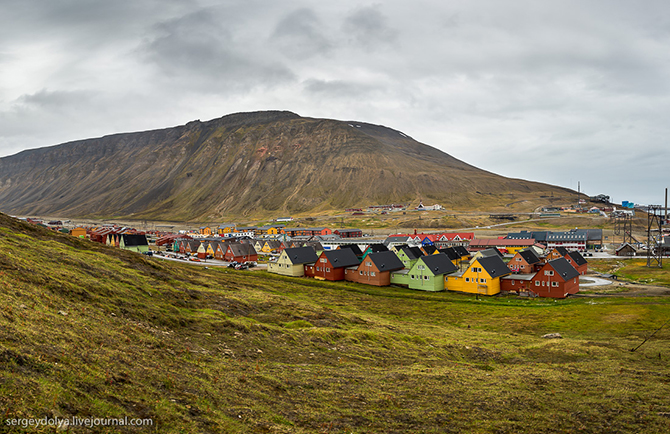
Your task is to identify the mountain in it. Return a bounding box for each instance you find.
[0,111,573,220]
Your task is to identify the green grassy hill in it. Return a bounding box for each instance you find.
[1,213,669,433]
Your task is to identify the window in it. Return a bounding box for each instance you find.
[326,268,330,272]
[542,281,546,286]
[418,265,425,270]
[481,278,486,283]
[366,261,372,266]
[359,270,363,275]
[535,281,540,286]
[465,277,470,282]
[370,272,376,277]
[511,280,515,285]
[552,282,559,287]
[411,275,415,280]
[544,270,554,276]
[516,258,521,262]
[424,275,429,280]
[320,258,327,263]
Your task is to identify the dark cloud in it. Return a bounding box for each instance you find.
[343,5,398,49]
[271,8,333,60]
[142,7,295,93]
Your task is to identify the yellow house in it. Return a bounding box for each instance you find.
[217,224,236,235]
[445,255,511,296]
[267,247,318,277]
[199,226,213,236]
[262,240,282,253]
[70,227,87,238]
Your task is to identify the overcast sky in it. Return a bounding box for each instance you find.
[1,0,669,205]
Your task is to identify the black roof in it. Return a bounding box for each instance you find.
[567,250,588,266]
[423,245,438,255]
[339,244,363,255]
[323,249,360,268]
[479,248,503,259]
[367,243,389,253]
[475,255,511,279]
[228,243,257,256]
[122,234,148,246]
[383,235,409,246]
[553,246,569,256]
[400,246,424,260]
[283,247,318,264]
[438,247,461,261]
[547,258,580,281]
[420,253,458,275]
[518,249,541,264]
[366,251,405,272]
[453,246,470,257]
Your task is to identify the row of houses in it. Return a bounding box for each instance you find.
[267,242,588,299]
[197,224,364,238]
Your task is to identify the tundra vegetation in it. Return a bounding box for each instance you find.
[1,213,669,433]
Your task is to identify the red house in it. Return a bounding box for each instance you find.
[304,249,360,281]
[344,251,405,287]
[224,243,258,263]
[530,258,580,298]
[334,228,363,238]
[508,249,542,274]
[565,251,588,275]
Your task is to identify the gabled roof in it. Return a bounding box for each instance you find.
[383,235,411,246]
[453,246,470,257]
[366,251,405,272]
[419,253,458,276]
[265,240,282,249]
[567,250,588,266]
[475,255,511,279]
[518,249,541,265]
[121,234,148,246]
[616,242,637,252]
[423,245,438,255]
[400,246,424,260]
[479,248,503,259]
[283,247,319,265]
[438,247,461,261]
[228,243,257,256]
[367,243,389,253]
[553,246,569,256]
[323,249,360,268]
[339,244,363,255]
[303,241,324,252]
[545,258,580,281]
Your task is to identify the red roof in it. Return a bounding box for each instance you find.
[469,239,538,247]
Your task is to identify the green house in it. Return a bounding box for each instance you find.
[119,234,149,253]
[395,246,425,269]
[391,253,458,291]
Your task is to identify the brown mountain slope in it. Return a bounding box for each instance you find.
[0,111,573,220]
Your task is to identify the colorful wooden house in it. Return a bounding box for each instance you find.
[70,227,87,238]
[217,224,236,235]
[199,226,213,236]
[396,246,425,268]
[508,249,542,274]
[304,249,360,281]
[529,258,580,298]
[468,239,541,255]
[546,247,569,261]
[267,247,318,277]
[453,246,471,261]
[262,240,282,253]
[334,228,363,238]
[362,243,389,257]
[422,245,438,255]
[224,243,258,263]
[565,251,588,275]
[119,234,149,253]
[338,244,364,261]
[214,242,230,260]
[444,255,511,296]
[344,251,405,287]
[391,253,458,291]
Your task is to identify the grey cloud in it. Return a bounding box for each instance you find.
[143,7,295,92]
[17,89,95,108]
[343,5,398,49]
[303,79,383,99]
[271,8,333,60]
